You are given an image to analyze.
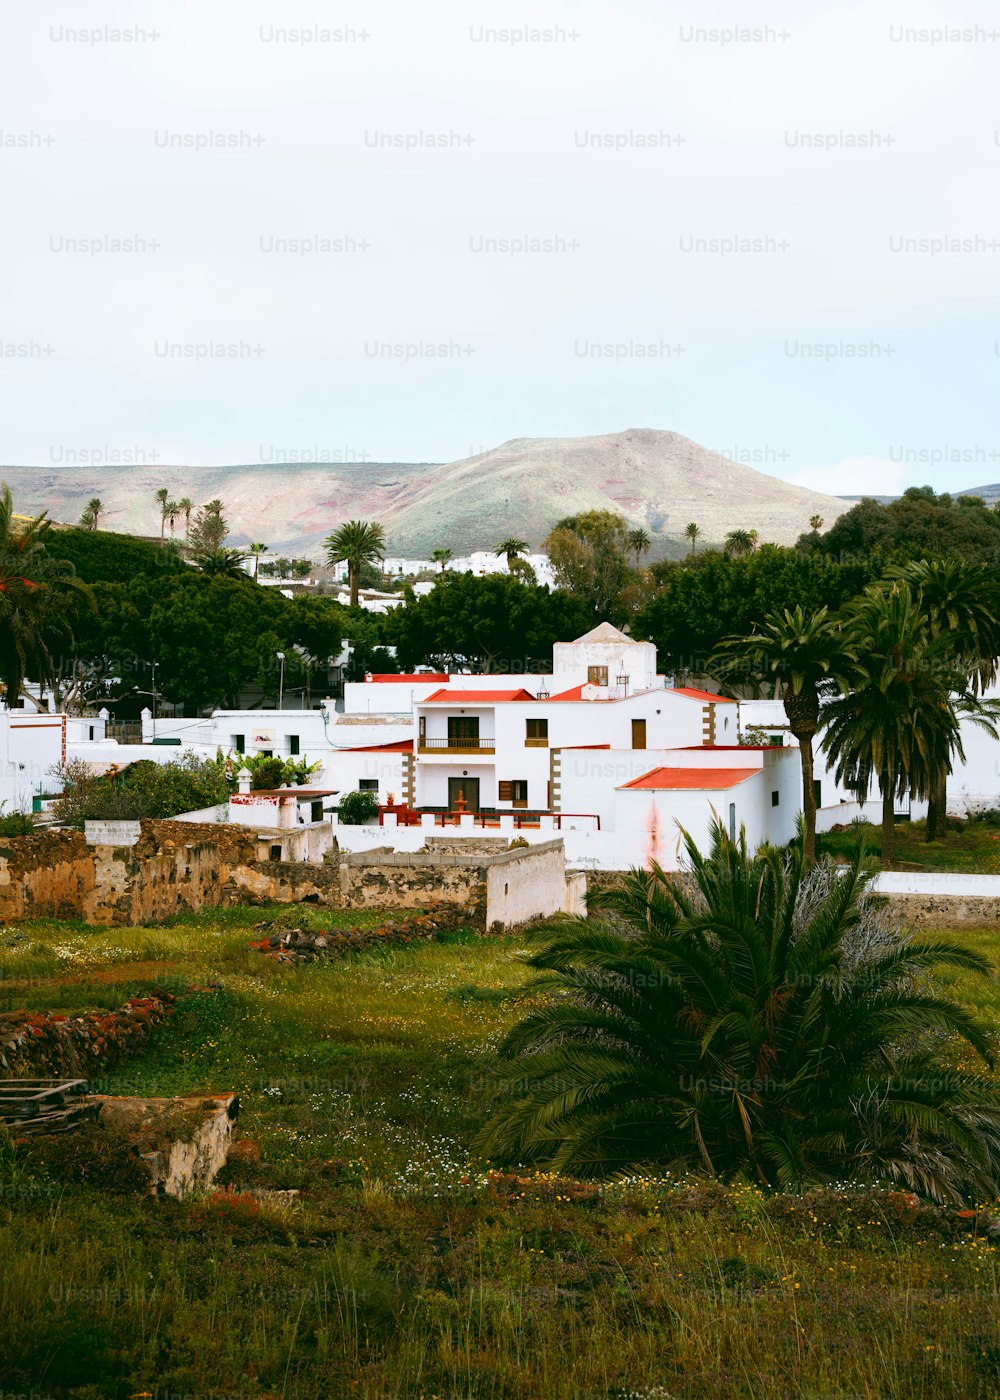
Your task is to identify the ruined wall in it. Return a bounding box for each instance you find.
[0,821,342,927]
[484,840,573,928]
[0,825,576,930]
[338,847,487,912]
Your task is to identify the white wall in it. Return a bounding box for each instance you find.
[324,748,406,803]
[0,711,66,812]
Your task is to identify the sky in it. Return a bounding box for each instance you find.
[2,0,999,497]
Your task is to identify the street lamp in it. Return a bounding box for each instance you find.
[276,652,285,708]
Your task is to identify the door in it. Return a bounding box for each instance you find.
[447,716,480,749]
[631,718,647,750]
[449,777,480,813]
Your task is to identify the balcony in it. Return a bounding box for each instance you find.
[418,736,496,754]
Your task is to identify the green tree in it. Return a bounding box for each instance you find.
[476,824,1000,1201]
[187,500,228,557]
[155,487,169,541]
[249,542,267,580]
[636,545,876,678]
[0,485,94,707]
[544,510,636,623]
[885,558,1000,839]
[685,522,701,555]
[326,519,386,608]
[431,547,452,574]
[79,498,103,531]
[178,497,194,537]
[495,537,529,569]
[627,527,651,566]
[388,572,590,673]
[801,487,1000,566]
[724,528,757,558]
[196,547,250,578]
[822,583,996,868]
[713,605,856,863]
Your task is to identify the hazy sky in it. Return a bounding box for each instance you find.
[3,0,998,496]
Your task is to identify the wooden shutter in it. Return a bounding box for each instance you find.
[498,780,514,801]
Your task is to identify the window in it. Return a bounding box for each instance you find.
[447,715,480,747]
[526,717,548,746]
[310,800,324,823]
[359,779,379,792]
[771,791,780,807]
[231,734,246,752]
[288,735,300,755]
[588,665,609,686]
[813,779,822,808]
[498,779,529,808]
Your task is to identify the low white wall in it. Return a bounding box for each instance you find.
[870,872,1000,896]
[485,841,570,927]
[174,803,229,824]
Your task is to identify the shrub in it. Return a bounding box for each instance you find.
[52,755,232,826]
[248,757,285,791]
[477,820,1000,1202]
[0,805,35,836]
[337,790,380,825]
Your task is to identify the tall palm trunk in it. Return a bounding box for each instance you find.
[349,562,359,608]
[881,774,897,869]
[926,765,948,840]
[783,686,820,864]
[798,737,818,863]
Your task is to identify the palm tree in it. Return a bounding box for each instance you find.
[495,537,529,570]
[325,519,386,607]
[475,824,1000,1201]
[166,500,181,537]
[724,528,757,558]
[178,497,194,537]
[885,559,1000,840]
[684,522,700,556]
[155,487,169,542]
[627,527,651,566]
[79,498,103,531]
[249,542,268,580]
[0,485,93,708]
[431,547,452,575]
[822,583,995,868]
[195,547,251,579]
[713,605,856,863]
[810,515,824,533]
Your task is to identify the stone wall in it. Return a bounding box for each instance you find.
[0,823,580,930]
[0,821,331,927]
[339,838,576,929]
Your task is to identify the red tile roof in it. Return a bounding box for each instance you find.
[618,767,759,791]
[548,684,585,702]
[338,739,414,753]
[669,687,738,703]
[422,688,537,703]
[370,673,449,683]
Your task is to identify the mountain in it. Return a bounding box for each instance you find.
[959,483,1000,503]
[0,430,848,558]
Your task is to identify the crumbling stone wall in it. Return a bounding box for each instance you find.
[0,821,339,927]
[0,825,576,930]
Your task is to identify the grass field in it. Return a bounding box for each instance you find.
[819,814,1000,873]
[2,904,1000,1398]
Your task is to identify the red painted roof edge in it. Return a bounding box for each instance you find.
[618,766,760,791]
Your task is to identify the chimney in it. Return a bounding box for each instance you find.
[237,767,252,795]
